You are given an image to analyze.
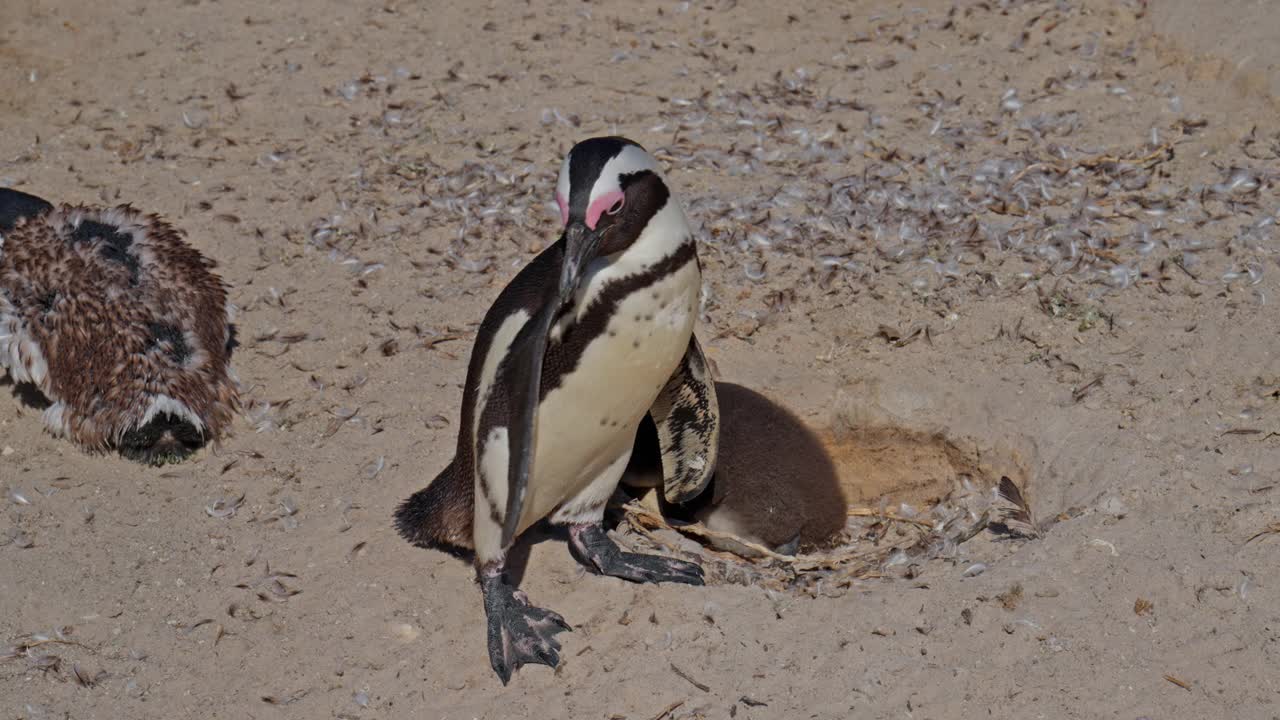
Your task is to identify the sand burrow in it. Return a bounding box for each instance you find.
[624,381,1036,556]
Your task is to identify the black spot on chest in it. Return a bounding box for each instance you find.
[148,322,192,365]
[70,220,140,283]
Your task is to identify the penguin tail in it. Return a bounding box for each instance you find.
[394,459,475,556]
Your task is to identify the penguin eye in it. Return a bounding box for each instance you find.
[606,197,625,216]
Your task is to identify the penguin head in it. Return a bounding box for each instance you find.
[118,401,208,465]
[110,312,236,465]
[552,137,673,300]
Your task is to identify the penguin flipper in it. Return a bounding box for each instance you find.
[0,188,53,232]
[649,333,720,504]
[498,299,560,547]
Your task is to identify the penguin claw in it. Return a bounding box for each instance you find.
[569,523,707,586]
[481,572,572,685]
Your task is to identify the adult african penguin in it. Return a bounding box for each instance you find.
[395,137,720,684]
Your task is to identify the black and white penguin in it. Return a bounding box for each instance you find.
[0,188,239,464]
[395,137,719,684]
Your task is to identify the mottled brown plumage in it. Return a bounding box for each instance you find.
[0,191,238,462]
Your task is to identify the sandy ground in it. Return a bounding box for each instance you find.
[2,0,1279,718]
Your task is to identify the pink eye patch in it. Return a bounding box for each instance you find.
[585,190,625,230]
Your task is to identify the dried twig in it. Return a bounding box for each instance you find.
[649,700,685,720]
[1245,522,1280,544]
[1164,674,1191,691]
[846,506,935,529]
[670,663,710,692]
[1072,375,1104,403]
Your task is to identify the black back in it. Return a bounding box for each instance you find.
[0,189,53,232]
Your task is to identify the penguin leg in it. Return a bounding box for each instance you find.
[555,448,705,586]
[478,562,572,685]
[472,424,572,684]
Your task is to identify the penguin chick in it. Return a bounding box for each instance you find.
[395,137,719,684]
[628,382,848,552]
[0,188,239,464]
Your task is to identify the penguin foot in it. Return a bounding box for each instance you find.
[480,569,572,685]
[568,524,705,586]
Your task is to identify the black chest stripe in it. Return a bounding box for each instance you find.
[540,239,696,396]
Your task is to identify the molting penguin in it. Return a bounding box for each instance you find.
[0,188,239,464]
[395,137,719,684]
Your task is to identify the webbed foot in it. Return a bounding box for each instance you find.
[568,523,705,585]
[480,569,572,685]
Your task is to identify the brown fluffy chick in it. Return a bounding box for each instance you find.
[0,188,239,464]
[625,381,848,553]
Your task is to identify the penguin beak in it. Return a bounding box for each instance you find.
[558,221,600,303]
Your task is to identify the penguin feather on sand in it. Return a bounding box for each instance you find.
[0,188,239,464]
[395,137,719,684]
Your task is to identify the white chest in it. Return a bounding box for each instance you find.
[520,258,701,526]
